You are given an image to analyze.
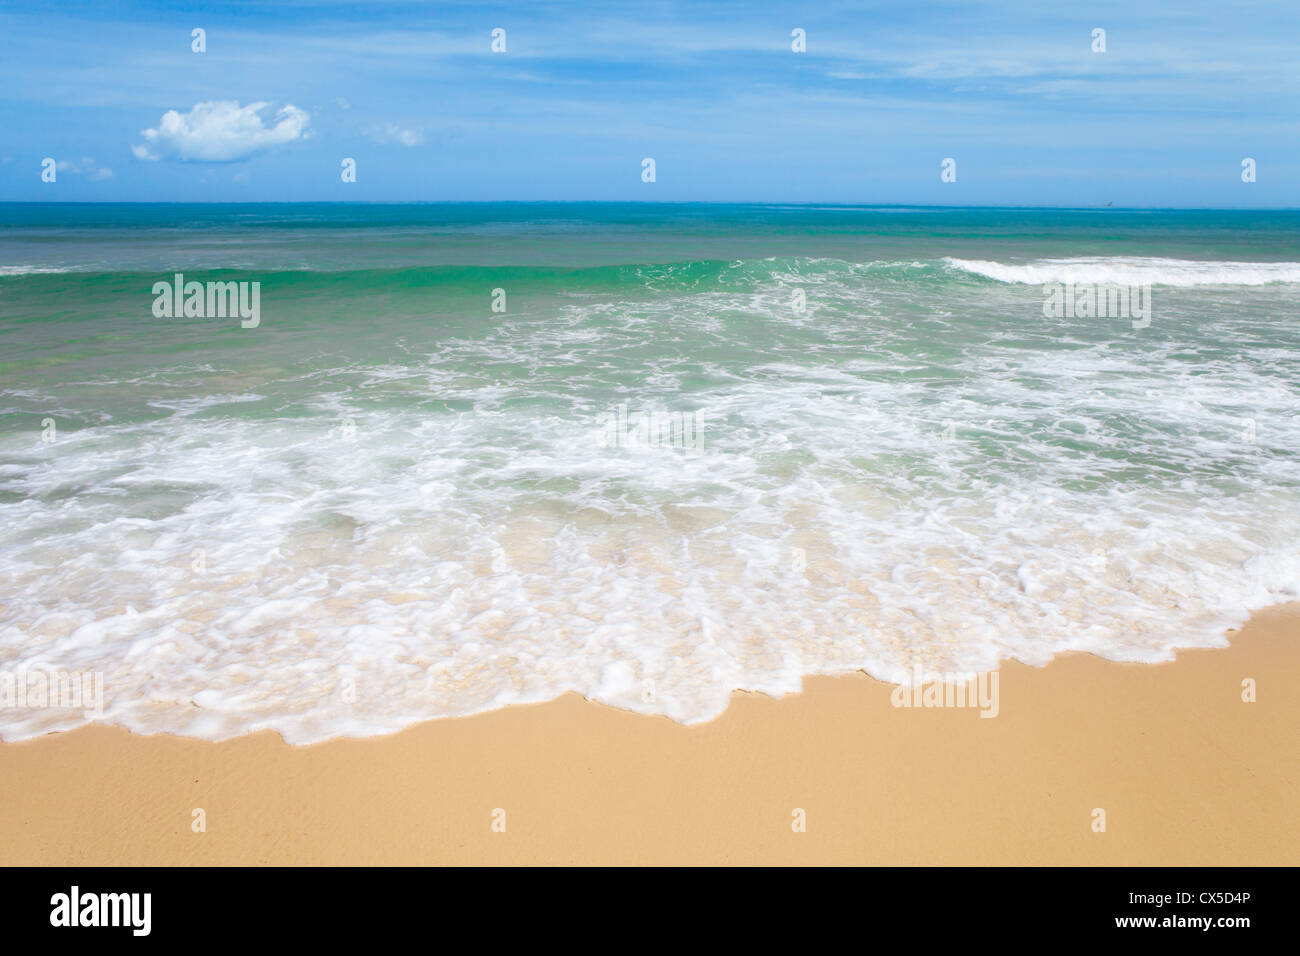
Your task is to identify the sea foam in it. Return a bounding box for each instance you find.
[1,247,1298,743]
[944,256,1300,286]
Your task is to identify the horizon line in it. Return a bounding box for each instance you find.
[3,200,1300,212]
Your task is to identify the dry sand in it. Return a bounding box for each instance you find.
[1,603,1296,865]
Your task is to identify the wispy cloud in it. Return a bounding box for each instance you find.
[55,156,114,180]
[366,122,426,147]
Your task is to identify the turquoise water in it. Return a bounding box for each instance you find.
[2,203,1298,741]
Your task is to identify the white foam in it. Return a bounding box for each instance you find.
[1,261,1297,744]
[945,256,1300,286]
[0,265,79,276]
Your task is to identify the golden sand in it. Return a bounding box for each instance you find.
[1,604,1296,865]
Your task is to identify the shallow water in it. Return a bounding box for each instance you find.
[1,203,1297,741]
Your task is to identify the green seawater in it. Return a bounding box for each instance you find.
[0,203,1297,741]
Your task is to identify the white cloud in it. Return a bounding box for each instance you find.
[366,122,425,147]
[56,156,114,179]
[132,100,310,162]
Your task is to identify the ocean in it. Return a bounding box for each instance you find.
[1,203,1298,742]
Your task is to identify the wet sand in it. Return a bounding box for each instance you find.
[1,604,1296,865]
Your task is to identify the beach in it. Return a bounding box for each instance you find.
[5,0,1300,898]
[2,204,1298,865]
[2,602,1295,866]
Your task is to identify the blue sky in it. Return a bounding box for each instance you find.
[1,0,1298,205]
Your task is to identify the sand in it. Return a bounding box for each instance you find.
[1,603,1296,866]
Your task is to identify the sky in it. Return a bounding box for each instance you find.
[1,0,1298,205]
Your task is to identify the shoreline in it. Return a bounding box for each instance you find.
[1,602,1296,865]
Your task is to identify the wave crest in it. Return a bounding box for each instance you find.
[944,256,1300,287]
